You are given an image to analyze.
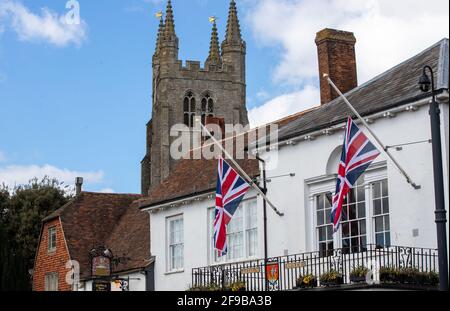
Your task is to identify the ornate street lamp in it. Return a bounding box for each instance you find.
[418,65,449,291]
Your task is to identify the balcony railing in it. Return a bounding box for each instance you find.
[191,244,438,291]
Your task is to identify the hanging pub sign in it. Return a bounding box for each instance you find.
[89,246,113,278]
[92,256,111,277]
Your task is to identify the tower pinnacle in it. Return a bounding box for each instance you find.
[206,18,222,67]
[223,0,243,46]
[164,0,176,41]
[155,14,165,55]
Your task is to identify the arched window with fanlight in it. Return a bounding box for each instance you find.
[201,93,214,125]
[183,91,196,127]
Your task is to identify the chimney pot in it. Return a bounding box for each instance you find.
[75,177,83,195]
[316,28,358,105]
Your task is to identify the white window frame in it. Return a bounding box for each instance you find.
[306,161,388,253]
[208,198,258,265]
[45,272,58,291]
[48,226,57,253]
[166,214,184,273]
[371,179,391,248]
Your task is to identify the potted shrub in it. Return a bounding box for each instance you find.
[320,270,343,287]
[398,267,420,284]
[188,283,221,291]
[228,281,246,292]
[427,271,439,286]
[296,274,317,288]
[350,266,370,283]
[380,267,398,283]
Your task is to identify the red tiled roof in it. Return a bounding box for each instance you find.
[138,158,259,208]
[44,192,149,279]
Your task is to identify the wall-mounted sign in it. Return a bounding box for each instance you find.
[93,280,111,292]
[285,261,306,269]
[240,267,260,275]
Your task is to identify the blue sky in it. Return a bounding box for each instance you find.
[0,0,448,194]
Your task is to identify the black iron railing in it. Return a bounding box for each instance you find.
[191,245,438,291]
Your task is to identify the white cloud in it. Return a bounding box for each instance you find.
[0,164,103,189]
[246,0,449,85]
[248,85,320,127]
[0,0,87,47]
[244,0,449,126]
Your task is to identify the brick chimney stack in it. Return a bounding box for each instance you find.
[315,28,358,105]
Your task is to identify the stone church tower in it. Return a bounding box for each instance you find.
[141,0,249,195]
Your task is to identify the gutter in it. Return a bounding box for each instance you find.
[252,90,449,153]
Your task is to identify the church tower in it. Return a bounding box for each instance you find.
[141,0,249,195]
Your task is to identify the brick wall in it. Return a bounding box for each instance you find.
[315,28,358,105]
[33,218,72,291]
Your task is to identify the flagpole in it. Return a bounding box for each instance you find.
[324,74,421,190]
[197,119,284,217]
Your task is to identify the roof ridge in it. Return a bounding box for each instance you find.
[325,38,449,106]
[81,191,141,196]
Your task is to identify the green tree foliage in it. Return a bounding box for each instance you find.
[0,177,72,291]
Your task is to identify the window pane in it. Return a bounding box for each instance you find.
[351,221,359,237]
[184,97,189,111]
[382,198,389,214]
[202,98,207,111]
[325,210,331,224]
[382,180,388,197]
[317,210,324,226]
[360,220,366,235]
[318,227,326,242]
[375,217,383,232]
[376,233,384,247]
[373,182,381,199]
[208,101,214,113]
[348,204,356,220]
[373,199,382,215]
[385,233,391,247]
[327,226,333,240]
[342,223,350,238]
[357,203,366,218]
[317,195,324,210]
[190,98,196,112]
[384,215,390,230]
[342,238,350,249]
[357,184,365,201]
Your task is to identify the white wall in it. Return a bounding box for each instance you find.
[148,100,449,291]
[262,101,449,253]
[149,190,260,291]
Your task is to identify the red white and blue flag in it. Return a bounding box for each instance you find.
[331,117,381,232]
[214,158,251,257]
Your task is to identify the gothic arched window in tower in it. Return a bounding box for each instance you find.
[183,91,196,127]
[201,93,214,125]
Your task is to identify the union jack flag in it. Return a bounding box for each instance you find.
[214,158,251,257]
[331,117,381,232]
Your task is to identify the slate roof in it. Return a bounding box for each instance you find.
[276,39,449,143]
[44,192,149,279]
[137,158,260,208]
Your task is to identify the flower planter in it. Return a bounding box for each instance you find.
[350,275,367,283]
[296,279,318,289]
[321,277,343,287]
